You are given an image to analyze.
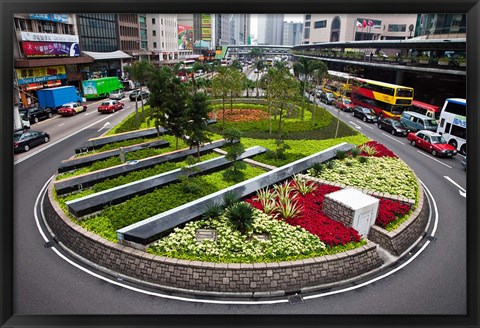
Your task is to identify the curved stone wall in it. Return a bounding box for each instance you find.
[45,181,384,296]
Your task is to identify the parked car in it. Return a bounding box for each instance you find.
[377,117,409,136]
[129,90,149,101]
[19,106,53,124]
[98,100,124,114]
[13,130,50,152]
[407,130,457,157]
[400,111,438,132]
[334,98,355,112]
[320,92,336,105]
[351,105,378,123]
[57,102,87,116]
[109,89,125,100]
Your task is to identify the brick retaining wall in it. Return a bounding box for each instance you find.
[44,181,383,295]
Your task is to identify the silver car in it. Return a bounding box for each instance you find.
[109,90,125,100]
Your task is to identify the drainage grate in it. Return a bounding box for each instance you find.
[44,240,57,248]
[426,235,437,242]
[287,293,304,305]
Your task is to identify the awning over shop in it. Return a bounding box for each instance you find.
[82,50,132,60]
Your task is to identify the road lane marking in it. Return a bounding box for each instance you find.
[356,121,374,129]
[58,123,64,127]
[381,133,406,145]
[444,176,466,197]
[416,151,452,168]
[348,121,362,130]
[98,122,111,132]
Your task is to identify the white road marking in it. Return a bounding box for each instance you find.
[98,122,111,132]
[348,121,362,130]
[84,112,95,116]
[58,123,64,127]
[444,176,466,198]
[381,133,406,145]
[416,151,452,168]
[357,121,374,129]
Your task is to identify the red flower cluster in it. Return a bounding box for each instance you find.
[375,198,411,228]
[359,141,398,158]
[245,183,362,247]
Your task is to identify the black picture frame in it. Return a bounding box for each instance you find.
[1,1,479,327]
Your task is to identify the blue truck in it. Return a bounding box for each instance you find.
[37,86,84,113]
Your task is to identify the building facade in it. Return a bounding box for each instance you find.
[117,14,141,62]
[414,14,466,39]
[13,13,92,106]
[283,21,303,46]
[302,14,418,44]
[258,14,284,45]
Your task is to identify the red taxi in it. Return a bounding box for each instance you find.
[334,98,355,112]
[98,100,125,114]
[57,102,87,116]
[407,130,457,157]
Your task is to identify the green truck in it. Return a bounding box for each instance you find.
[82,77,123,99]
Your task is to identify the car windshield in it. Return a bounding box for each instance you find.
[392,121,405,128]
[362,108,373,114]
[101,102,111,106]
[430,136,446,144]
[14,132,24,141]
[343,99,351,104]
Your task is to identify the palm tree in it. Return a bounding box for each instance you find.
[123,60,154,127]
[310,62,328,124]
[293,58,325,120]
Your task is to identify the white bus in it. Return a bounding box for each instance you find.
[437,98,466,155]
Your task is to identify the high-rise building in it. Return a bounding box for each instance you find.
[257,14,284,45]
[302,14,417,44]
[414,14,466,39]
[215,14,249,47]
[146,14,184,62]
[77,14,119,52]
[283,21,303,46]
[117,14,141,59]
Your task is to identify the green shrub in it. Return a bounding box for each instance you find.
[350,147,361,158]
[358,156,368,164]
[223,190,239,208]
[202,202,223,220]
[225,202,255,234]
[334,149,347,160]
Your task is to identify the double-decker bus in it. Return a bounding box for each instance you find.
[322,70,356,98]
[350,78,414,119]
[437,98,466,155]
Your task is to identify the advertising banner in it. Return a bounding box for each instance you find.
[29,14,69,23]
[16,66,67,85]
[356,18,382,29]
[82,80,98,96]
[201,14,212,41]
[21,41,80,57]
[178,25,193,50]
[20,31,79,43]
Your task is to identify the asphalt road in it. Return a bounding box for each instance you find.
[12,93,467,318]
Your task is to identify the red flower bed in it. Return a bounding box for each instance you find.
[375,198,411,228]
[245,183,362,247]
[245,181,411,246]
[359,141,398,158]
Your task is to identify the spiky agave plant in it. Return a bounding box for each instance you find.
[292,174,317,195]
[273,181,297,204]
[275,197,303,221]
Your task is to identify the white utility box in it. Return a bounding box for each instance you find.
[322,188,379,238]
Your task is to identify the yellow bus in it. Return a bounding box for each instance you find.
[322,70,356,98]
[350,78,414,118]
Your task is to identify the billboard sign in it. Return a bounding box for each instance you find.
[21,41,80,57]
[178,25,193,50]
[356,18,382,29]
[20,31,79,43]
[16,66,67,85]
[201,14,212,41]
[29,14,69,23]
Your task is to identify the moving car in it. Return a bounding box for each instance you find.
[109,90,126,100]
[377,117,409,136]
[351,105,378,123]
[129,90,149,101]
[98,100,124,114]
[400,111,438,132]
[19,106,53,124]
[407,130,457,157]
[57,102,87,116]
[334,98,355,112]
[13,130,50,152]
[320,91,336,105]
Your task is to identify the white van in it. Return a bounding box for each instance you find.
[14,106,31,132]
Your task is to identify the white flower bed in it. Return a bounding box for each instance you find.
[148,210,326,262]
[308,157,418,200]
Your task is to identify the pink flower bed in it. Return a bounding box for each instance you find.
[359,141,398,158]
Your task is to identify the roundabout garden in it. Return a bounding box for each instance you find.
[43,62,428,295]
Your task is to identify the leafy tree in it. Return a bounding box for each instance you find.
[146,66,174,138]
[254,60,265,98]
[178,155,201,194]
[212,66,241,130]
[184,92,212,157]
[160,77,189,149]
[310,61,328,124]
[293,58,325,120]
[231,59,243,72]
[123,60,154,127]
[222,128,246,182]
